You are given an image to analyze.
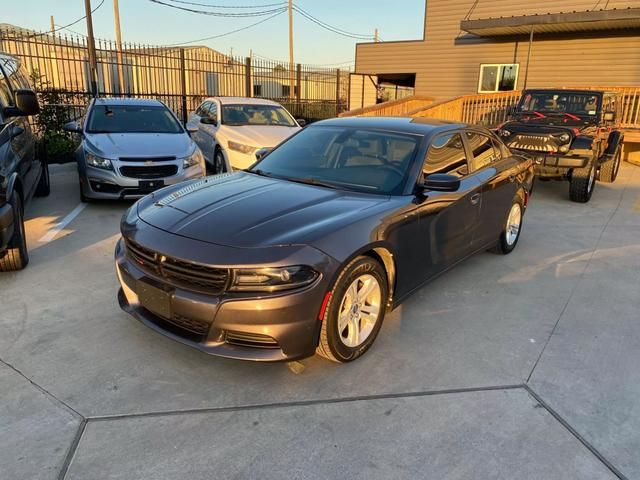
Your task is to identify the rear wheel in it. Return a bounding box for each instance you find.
[35,161,50,197]
[599,147,621,184]
[0,192,29,271]
[492,196,524,255]
[317,256,388,363]
[569,162,596,203]
[213,148,226,174]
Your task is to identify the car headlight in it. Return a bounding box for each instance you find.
[498,129,511,137]
[559,133,571,143]
[85,152,113,170]
[228,140,256,155]
[230,266,319,292]
[183,149,204,169]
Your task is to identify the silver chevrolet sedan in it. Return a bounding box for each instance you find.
[65,98,205,201]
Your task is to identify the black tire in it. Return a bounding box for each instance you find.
[569,163,596,203]
[34,161,50,197]
[491,194,524,255]
[0,192,29,272]
[599,146,621,184]
[213,148,226,174]
[317,256,388,363]
[79,180,90,203]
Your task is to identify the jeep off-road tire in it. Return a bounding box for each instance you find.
[317,256,388,363]
[569,163,596,203]
[0,193,29,272]
[599,147,621,184]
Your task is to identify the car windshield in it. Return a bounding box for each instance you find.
[249,126,421,195]
[86,104,183,134]
[517,92,600,116]
[222,104,297,127]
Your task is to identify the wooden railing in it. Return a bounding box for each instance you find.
[340,95,435,118]
[342,88,640,130]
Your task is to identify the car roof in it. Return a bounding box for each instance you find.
[92,97,165,107]
[312,116,470,135]
[206,96,283,106]
[522,88,604,96]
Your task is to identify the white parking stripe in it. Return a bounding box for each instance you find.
[38,203,88,243]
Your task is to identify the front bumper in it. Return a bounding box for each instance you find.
[515,151,592,176]
[81,164,205,200]
[0,202,14,252]
[115,235,336,362]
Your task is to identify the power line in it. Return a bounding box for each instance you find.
[165,9,286,45]
[292,5,375,40]
[13,0,105,39]
[162,0,286,8]
[148,0,286,17]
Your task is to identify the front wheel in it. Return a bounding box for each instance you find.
[492,196,524,255]
[569,163,596,203]
[317,256,388,363]
[213,148,226,174]
[35,161,50,197]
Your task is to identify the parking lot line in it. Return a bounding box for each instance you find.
[38,203,88,243]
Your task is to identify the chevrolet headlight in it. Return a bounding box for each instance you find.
[228,141,256,155]
[230,266,319,292]
[85,152,112,170]
[183,149,204,169]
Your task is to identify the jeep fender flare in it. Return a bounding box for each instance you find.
[604,131,624,158]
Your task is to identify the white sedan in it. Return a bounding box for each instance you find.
[187,97,304,172]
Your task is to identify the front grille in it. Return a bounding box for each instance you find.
[170,314,209,335]
[125,239,230,294]
[120,165,178,179]
[225,331,280,349]
[119,156,176,163]
[509,135,560,153]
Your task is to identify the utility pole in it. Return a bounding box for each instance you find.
[84,0,99,96]
[288,0,294,100]
[374,28,379,42]
[113,0,125,94]
[50,16,55,34]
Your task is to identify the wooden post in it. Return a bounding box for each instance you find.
[113,0,125,94]
[288,0,294,100]
[84,0,99,96]
[245,56,252,97]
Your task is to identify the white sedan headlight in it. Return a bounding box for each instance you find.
[182,149,204,169]
[85,152,113,170]
[228,140,256,155]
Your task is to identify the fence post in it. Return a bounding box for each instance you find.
[296,64,302,103]
[335,69,341,117]
[179,47,187,125]
[245,57,252,97]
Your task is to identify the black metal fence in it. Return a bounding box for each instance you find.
[0,26,349,124]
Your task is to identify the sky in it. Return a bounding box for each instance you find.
[3,0,426,68]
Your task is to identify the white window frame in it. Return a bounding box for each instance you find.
[477,64,519,93]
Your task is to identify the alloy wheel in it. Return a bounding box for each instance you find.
[505,203,522,246]
[337,274,382,348]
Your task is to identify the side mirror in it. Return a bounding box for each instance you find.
[186,123,199,134]
[201,117,218,126]
[603,111,615,122]
[296,118,307,127]
[3,89,40,117]
[422,173,461,193]
[255,147,271,161]
[63,121,83,133]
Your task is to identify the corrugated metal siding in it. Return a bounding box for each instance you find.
[355,0,640,100]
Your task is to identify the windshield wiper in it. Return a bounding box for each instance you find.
[249,169,273,177]
[282,176,339,189]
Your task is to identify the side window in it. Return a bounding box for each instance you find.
[196,101,210,116]
[465,132,500,171]
[424,133,468,177]
[207,102,218,121]
[0,66,14,108]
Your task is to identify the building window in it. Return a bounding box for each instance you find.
[478,64,519,93]
[253,85,263,97]
[281,85,298,97]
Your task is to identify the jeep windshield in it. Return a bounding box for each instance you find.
[516,92,601,119]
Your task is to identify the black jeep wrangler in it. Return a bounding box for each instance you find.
[497,89,624,203]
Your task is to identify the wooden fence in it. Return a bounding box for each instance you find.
[340,95,434,118]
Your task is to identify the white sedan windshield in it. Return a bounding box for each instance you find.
[222,104,297,127]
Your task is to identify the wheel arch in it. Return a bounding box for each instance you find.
[341,245,397,310]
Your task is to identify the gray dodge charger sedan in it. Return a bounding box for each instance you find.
[116,117,534,363]
[65,98,205,201]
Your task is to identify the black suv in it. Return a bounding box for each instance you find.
[497,89,624,203]
[0,53,49,271]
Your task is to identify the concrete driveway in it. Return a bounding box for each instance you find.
[1,162,639,479]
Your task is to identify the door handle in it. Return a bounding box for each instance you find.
[470,193,481,205]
